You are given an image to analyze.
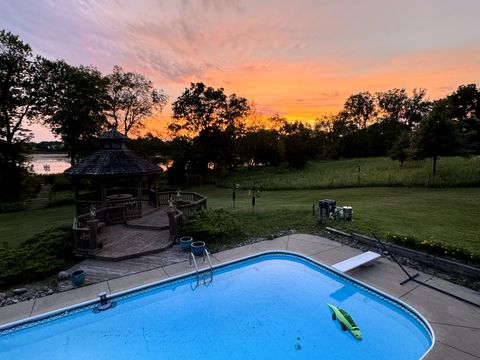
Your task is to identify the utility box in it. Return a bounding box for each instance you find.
[319,199,336,216]
[343,206,353,221]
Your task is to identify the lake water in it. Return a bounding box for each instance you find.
[28,153,71,174]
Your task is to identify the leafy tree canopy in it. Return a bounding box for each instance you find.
[105,65,168,136]
[410,100,464,174]
[40,60,108,164]
[169,82,249,137]
[343,91,376,129]
[0,30,44,165]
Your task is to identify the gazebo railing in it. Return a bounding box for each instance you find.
[76,198,141,219]
[76,200,103,217]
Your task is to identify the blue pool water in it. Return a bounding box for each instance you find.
[0,253,433,359]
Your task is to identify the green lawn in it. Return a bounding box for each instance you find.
[0,205,74,248]
[190,185,480,258]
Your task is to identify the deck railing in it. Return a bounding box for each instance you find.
[73,190,207,254]
[157,191,207,220]
[76,198,142,218]
[73,205,127,254]
[73,216,94,253]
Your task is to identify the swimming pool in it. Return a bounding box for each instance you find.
[0,252,434,359]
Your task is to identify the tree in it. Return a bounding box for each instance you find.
[448,84,480,154]
[169,82,249,171]
[130,133,167,164]
[404,88,430,129]
[389,131,411,165]
[0,30,44,199]
[170,82,228,136]
[41,61,108,164]
[105,66,167,136]
[241,129,284,167]
[410,100,463,175]
[343,92,377,128]
[377,88,408,122]
[220,94,249,168]
[377,88,430,129]
[281,121,314,168]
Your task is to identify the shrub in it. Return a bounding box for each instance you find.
[50,174,73,192]
[48,190,75,207]
[385,232,480,266]
[181,209,244,251]
[0,226,76,288]
[0,202,26,214]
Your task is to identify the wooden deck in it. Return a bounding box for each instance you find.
[126,206,170,229]
[87,203,174,261]
[95,225,173,260]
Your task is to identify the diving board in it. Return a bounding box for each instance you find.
[332,251,381,273]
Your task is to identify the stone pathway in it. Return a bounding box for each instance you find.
[24,184,51,210]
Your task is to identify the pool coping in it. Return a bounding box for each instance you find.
[3,232,480,359]
[0,249,435,359]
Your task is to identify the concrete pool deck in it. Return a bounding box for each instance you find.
[1,234,479,359]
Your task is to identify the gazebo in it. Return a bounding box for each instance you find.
[65,128,163,253]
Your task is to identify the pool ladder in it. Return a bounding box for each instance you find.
[189,248,213,288]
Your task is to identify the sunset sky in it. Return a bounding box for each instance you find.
[2,0,480,141]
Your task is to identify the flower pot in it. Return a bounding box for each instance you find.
[179,236,193,251]
[190,241,205,256]
[70,269,86,286]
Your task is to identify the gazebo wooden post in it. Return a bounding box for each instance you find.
[100,181,107,209]
[136,177,143,215]
[73,180,80,215]
[147,176,152,205]
[154,176,159,208]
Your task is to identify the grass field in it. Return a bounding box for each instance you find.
[0,205,74,248]
[2,156,479,262]
[213,156,480,190]
[190,185,480,259]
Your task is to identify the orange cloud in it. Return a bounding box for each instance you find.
[141,45,480,136]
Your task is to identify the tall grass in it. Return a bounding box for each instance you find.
[213,156,480,190]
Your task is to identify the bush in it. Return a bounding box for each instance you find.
[385,232,480,266]
[50,174,73,192]
[48,190,75,207]
[0,226,76,288]
[22,173,42,198]
[181,209,245,251]
[0,201,26,213]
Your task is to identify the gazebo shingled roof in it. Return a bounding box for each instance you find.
[64,129,161,178]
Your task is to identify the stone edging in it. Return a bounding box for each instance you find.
[325,227,480,279]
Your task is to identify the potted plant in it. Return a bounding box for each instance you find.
[190,241,206,256]
[179,236,193,251]
[70,269,86,286]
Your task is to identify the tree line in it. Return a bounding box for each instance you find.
[2,29,479,199]
[163,82,479,185]
[0,30,166,200]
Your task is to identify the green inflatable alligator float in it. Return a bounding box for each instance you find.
[327,304,362,340]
